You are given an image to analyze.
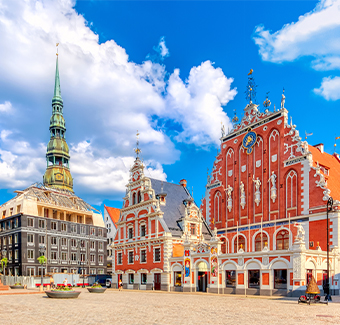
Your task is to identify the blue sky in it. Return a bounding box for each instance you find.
[0,0,340,214]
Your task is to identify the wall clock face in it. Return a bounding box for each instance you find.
[56,173,63,181]
[242,131,257,154]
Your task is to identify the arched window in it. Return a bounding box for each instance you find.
[137,191,141,203]
[276,229,289,250]
[221,238,227,254]
[255,232,268,251]
[132,193,136,205]
[234,235,245,253]
[214,191,222,223]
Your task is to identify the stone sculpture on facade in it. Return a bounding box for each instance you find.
[226,185,233,212]
[268,171,277,203]
[240,181,246,209]
[294,223,305,243]
[252,176,261,206]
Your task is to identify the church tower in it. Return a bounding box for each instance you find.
[43,54,73,192]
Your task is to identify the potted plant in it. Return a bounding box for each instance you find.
[10,282,25,289]
[45,286,81,299]
[0,257,8,275]
[87,283,106,293]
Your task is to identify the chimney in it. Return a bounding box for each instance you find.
[180,179,187,187]
[314,143,324,153]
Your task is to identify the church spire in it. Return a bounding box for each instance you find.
[53,54,62,102]
[43,48,73,192]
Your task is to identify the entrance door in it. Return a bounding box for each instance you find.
[154,273,161,290]
[197,272,207,292]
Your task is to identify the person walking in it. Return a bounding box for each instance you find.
[119,279,123,291]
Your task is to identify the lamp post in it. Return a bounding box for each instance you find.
[38,244,46,290]
[325,197,333,302]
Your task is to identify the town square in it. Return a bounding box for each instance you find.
[1,0,340,323]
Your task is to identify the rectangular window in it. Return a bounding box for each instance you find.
[51,237,57,245]
[81,226,86,234]
[27,234,34,244]
[3,237,6,246]
[141,273,147,284]
[61,238,67,246]
[98,242,103,250]
[129,273,134,284]
[128,251,134,263]
[117,252,122,264]
[38,219,45,229]
[154,248,161,262]
[90,268,96,275]
[90,254,95,262]
[98,269,104,275]
[71,239,77,247]
[51,221,57,230]
[8,251,12,260]
[99,255,104,263]
[80,240,85,248]
[27,249,34,259]
[8,235,12,245]
[90,241,95,249]
[50,251,57,260]
[27,218,34,227]
[71,253,77,261]
[306,269,313,285]
[90,227,95,235]
[141,249,146,263]
[61,223,67,232]
[190,223,196,235]
[14,234,18,244]
[248,270,260,288]
[274,269,287,289]
[80,253,85,262]
[61,252,67,261]
[15,250,19,260]
[141,225,146,237]
[128,228,133,239]
[39,236,45,244]
[13,218,18,228]
[98,229,103,237]
[175,272,182,286]
[226,270,236,287]
[71,224,77,233]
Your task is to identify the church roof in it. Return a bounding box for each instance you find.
[309,145,340,201]
[149,178,212,239]
[104,205,120,225]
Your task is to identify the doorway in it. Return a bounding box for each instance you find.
[154,273,161,290]
[197,272,207,292]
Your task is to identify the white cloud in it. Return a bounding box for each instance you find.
[253,0,340,100]
[314,76,340,100]
[0,101,12,113]
[0,0,236,203]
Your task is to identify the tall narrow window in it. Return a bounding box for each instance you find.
[234,235,245,253]
[255,233,268,251]
[276,230,289,250]
[214,191,222,223]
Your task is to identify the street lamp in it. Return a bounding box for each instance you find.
[325,197,333,302]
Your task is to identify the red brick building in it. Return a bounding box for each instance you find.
[200,90,340,296]
[111,155,212,291]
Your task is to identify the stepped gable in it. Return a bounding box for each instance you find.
[150,178,211,239]
[309,145,340,202]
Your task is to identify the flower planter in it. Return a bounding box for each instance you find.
[87,287,106,293]
[10,285,25,289]
[45,290,81,299]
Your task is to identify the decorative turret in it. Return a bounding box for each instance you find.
[43,50,73,192]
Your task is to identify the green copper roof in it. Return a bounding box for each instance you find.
[52,56,63,104]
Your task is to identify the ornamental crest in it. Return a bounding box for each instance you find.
[242,131,257,154]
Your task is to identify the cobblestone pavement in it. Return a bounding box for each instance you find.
[1,289,340,325]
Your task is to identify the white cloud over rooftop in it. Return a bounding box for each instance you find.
[0,0,236,203]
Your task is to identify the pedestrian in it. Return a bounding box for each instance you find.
[63,278,68,287]
[119,279,123,291]
[50,276,55,289]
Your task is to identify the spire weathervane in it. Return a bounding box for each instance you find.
[263,91,271,109]
[232,108,239,124]
[56,43,59,56]
[134,130,141,158]
[245,69,257,104]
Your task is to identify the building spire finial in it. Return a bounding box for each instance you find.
[134,130,141,158]
[245,69,257,104]
[53,43,62,102]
